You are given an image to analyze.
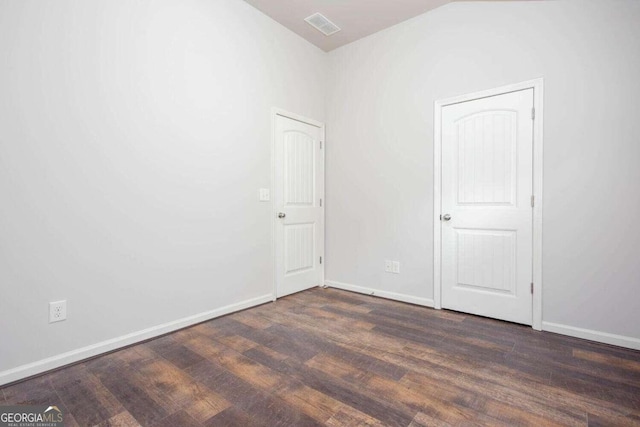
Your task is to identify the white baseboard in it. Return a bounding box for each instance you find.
[542,321,640,351]
[0,294,274,387]
[325,280,434,308]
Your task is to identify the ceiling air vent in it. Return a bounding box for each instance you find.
[304,13,341,36]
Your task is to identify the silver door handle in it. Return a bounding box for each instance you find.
[442,214,451,221]
[278,212,286,219]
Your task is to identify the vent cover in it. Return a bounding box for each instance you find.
[304,13,341,36]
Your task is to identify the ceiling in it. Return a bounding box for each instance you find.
[243,0,516,52]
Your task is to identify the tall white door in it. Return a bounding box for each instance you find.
[275,114,324,298]
[441,89,534,325]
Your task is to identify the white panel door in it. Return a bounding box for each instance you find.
[441,89,534,325]
[275,115,324,297]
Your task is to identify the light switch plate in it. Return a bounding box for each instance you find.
[259,188,270,202]
[384,260,393,273]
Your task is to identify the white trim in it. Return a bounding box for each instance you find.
[271,108,325,300]
[319,120,326,289]
[531,81,544,331]
[271,109,278,302]
[0,294,273,387]
[433,78,544,330]
[433,99,442,310]
[326,280,435,308]
[542,322,640,351]
[272,108,324,128]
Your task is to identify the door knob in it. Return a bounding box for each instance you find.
[442,214,451,221]
[278,212,286,218]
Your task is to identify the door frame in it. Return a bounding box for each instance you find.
[433,79,544,330]
[271,108,326,301]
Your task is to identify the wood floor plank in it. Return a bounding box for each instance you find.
[213,317,319,362]
[93,411,142,427]
[272,382,344,424]
[183,334,292,392]
[325,404,388,426]
[149,409,203,427]
[324,303,516,351]
[587,412,640,427]
[185,359,264,408]
[184,359,322,426]
[408,411,454,427]
[243,343,290,363]
[244,346,375,424]
[202,406,263,427]
[63,413,82,427]
[2,375,59,406]
[229,310,275,330]
[144,335,206,370]
[2,287,639,426]
[514,342,640,387]
[323,307,515,360]
[90,361,180,426]
[212,334,259,353]
[189,331,369,425]
[573,348,640,373]
[50,365,124,426]
[266,322,408,381]
[134,358,230,421]
[2,376,82,426]
[303,287,371,307]
[298,306,377,330]
[401,370,573,426]
[238,342,415,426]
[243,390,325,427]
[307,352,536,427]
[309,353,492,426]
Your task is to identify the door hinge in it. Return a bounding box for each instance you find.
[320,141,323,149]
[531,282,534,294]
[531,195,535,208]
[320,256,322,264]
[320,198,322,207]
[531,107,536,120]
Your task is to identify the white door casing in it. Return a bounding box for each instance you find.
[273,111,324,298]
[435,82,543,327]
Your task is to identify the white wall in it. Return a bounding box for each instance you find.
[326,1,640,341]
[0,0,325,382]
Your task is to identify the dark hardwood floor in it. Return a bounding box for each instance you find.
[2,287,640,426]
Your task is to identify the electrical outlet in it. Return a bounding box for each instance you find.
[258,188,270,202]
[49,300,67,323]
[392,261,400,274]
[384,260,393,273]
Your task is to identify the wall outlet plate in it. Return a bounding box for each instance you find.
[392,261,400,274]
[49,300,67,323]
[259,188,270,201]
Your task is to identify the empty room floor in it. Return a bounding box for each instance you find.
[1,288,639,426]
